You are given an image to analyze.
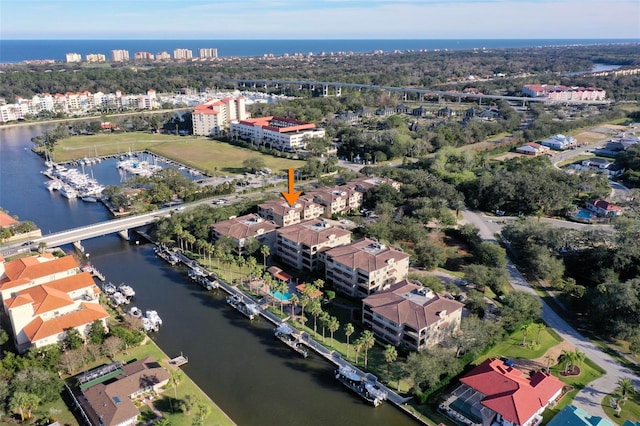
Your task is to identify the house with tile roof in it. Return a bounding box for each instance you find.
[276,219,352,272]
[78,357,170,426]
[4,271,108,353]
[322,238,410,298]
[585,199,624,217]
[441,358,564,426]
[362,280,464,350]
[0,210,18,228]
[516,143,551,157]
[0,254,80,303]
[210,213,277,254]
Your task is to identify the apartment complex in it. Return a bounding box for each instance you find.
[65,52,82,63]
[230,116,326,152]
[191,97,249,136]
[306,186,363,217]
[362,280,464,350]
[134,51,155,60]
[0,254,109,353]
[323,238,410,298]
[257,198,324,227]
[173,48,193,60]
[522,84,606,101]
[110,49,130,62]
[199,48,218,59]
[276,219,352,272]
[210,214,278,254]
[156,51,171,60]
[85,53,106,63]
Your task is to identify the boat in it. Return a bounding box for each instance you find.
[275,323,309,358]
[118,283,136,298]
[127,306,142,318]
[103,282,117,295]
[335,366,387,407]
[226,293,261,320]
[145,310,163,328]
[142,317,158,332]
[45,179,62,191]
[155,247,179,265]
[59,185,78,199]
[110,292,129,306]
[81,196,98,203]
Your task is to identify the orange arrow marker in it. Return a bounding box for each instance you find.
[281,168,301,207]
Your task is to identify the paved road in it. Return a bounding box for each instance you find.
[461,209,640,420]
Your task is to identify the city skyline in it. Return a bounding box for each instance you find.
[2,0,639,40]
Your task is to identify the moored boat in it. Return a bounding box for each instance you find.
[226,293,261,320]
[110,291,129,306]
[81,196,98,203]
[127,306,143,318]
[103,282,117,295]
[118,283,136,298]
[144,310,162,330]
[155,247,180,265]
[335,366,387,407]
[275,323,309,358]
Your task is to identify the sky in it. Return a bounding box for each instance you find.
[1,0,639,40]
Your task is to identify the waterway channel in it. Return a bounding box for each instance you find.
[0,124,417,426]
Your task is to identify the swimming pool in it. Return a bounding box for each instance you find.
[575,209,594,220]
[270,290,292,301]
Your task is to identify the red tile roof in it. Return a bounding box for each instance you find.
[22,302,109,343]
[460,358,564,425]
[1,255,79,290]
[0,211,18,227]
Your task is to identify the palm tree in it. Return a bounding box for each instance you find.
[384,344,398,377]
[309,299,323,336]
[560,349,577,374]
[573,349,585,374]
[260,245,270,269]
[361,330,375,368]
[289,293,299,320]
[521,323,530,346]
[344,323,354,360]
[535,323,546,345]
[299,295,310,322]
[169,370,183,412]
[354,338,363,364]
[319,311,330,342]
[328,316,340,346]
[617,378,636,401]
[9,392,40,421]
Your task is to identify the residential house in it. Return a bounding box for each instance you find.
[580,158,625,176]
[437,107,456,118]
[540,134,577,151]
[516,143,551,156]
[359,107,373,118]
[336,111,359,124]
[4,271,108,353]
[441,358,564,426]
[585,199,623,217]
[362,280,464,350]
[210,214,277,254]
[79,357,170,426]
[322,238,410,298]
[277,219,352,272]
[0,210,18,229]
[396,104,411,115]
[375,106,395,116]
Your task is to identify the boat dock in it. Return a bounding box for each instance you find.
[169,354,189,367]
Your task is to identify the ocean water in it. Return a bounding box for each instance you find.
[1,39,638,63]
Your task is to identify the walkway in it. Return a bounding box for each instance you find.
[461,209,640,421]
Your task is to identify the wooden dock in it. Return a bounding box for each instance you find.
[169,354,188,367]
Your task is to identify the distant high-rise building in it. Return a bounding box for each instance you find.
[173,49,193,60]
[156,51,171,60]
[198,48,218,59]
[134,51,155,61]
[111,49,130,62]
[85,53,106,63]
[65,53,82,63]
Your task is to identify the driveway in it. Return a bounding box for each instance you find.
[461,209,640,420]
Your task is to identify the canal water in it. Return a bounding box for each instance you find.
[0,125,417,426]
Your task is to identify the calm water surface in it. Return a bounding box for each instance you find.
[0,125,417,426]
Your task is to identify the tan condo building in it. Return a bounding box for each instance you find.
[306,186,363,217]
[362,280,464,351]
[192,97,248,136]
[257,197,324,227]
[276,219,352,272]
[210,214,277,254]
[110,49,130,62]
[230,116,326,152]
[323,238,410,298]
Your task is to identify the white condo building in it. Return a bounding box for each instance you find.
[173,49,193,60]
[230,116,326,152]
[192,97,248,136]
[199,48,218,59]
[111,50,130,62]
[65,53,82,63]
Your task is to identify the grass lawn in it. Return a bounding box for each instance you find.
[603,394,640,425]
[478,325,564,362]
[51,132,304,175]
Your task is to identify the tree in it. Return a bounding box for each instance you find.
[344,323,355,360]
[88,320,106,345]
[319,311,330,342]
[308,299,323,336]
[243,157,266,172]
[12,367,63,403]
[535,323,546,345]
[62,327,84,350]
[102,336,123,359]
[520,323,530,346]
[260,244,270,269]
[9,392,40,421]
[500,291,542,332]
[361,330,376,368]
[328,316,340,346]
[182,394,197,415]
[0,327,8,358]
[170,370,183,412]
[617,378,636,401]
[384,344,398,377]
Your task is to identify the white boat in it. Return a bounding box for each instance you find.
[142,317,158,332]
[103,282,117,295]
[118,283,136,298]
[145,310,162,326]
[335,366,387,407]
[226,293,261,320]
[110,292,129,305]
[127,306,142,318]
[81,196,98,203]
[45,179,62,191]
[59,185,78,199]
[275,323,309,358]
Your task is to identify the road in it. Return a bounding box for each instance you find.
[461,209,639,420]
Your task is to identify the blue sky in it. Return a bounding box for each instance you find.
[2,0,639,39]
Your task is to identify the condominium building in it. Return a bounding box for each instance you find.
[362,280,464,350]
[134,51,155,61]
[306,186,363,217]
[156,51,171,60]
[199,48,218,59]
[111,50,130,62]
[136,89,158,110]
[323,238,410,298]
[85,53,106,63]
[257,198,324,227]
[173,48,193,60]
[65,52,82,63]
[276,219,352,272]
[192,97,248,136]
[210,214,277,254]
[230,116,326,152]
[522,84,606,101]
